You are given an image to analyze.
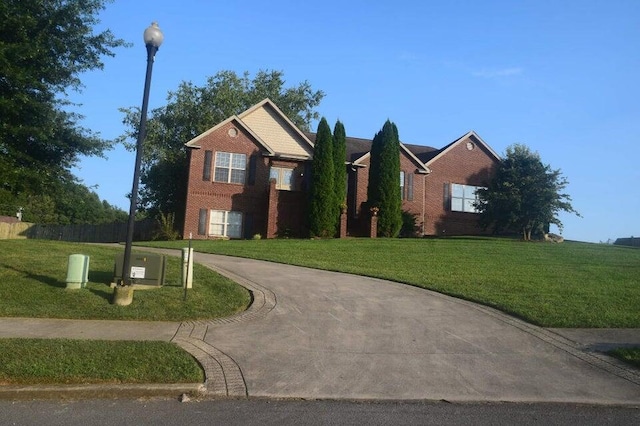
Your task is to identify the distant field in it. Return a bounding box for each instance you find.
[144,238,640,328]
[0,240,250,321]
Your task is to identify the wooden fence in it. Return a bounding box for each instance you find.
[0,219,156,243]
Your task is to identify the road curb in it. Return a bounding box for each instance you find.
[0,383,205,401]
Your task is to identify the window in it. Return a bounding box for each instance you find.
[270,167,295,191]
[400,171,405,200]
[209,210,243,238]
[451,183,483,213]
[214,152,246,184]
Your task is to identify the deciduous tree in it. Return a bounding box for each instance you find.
[475,144,580,240]
[0,0,127,222]
[118,70,324,227]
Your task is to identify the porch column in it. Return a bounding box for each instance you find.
[266,179,278,238]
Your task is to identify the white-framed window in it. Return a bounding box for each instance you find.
[214,152,246,184]
[451,183,484,213]
[400,171,405,200]
[209,210,243,238]
[269,167,295,191]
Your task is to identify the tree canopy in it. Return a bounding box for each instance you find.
[475,144,580,240]
[0,0,128,223]
[118,69,325,227]
[367,120,402,237]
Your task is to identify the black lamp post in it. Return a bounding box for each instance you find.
[120,22,164,286]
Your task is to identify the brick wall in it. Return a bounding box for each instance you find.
[183,120,308,239]
[423,135,498,236]
[346,152,428,236]
[346,134,498,237]
[184,120,270,239]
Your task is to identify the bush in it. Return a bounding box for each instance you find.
[153,212,181,241]
[400,210,419,238]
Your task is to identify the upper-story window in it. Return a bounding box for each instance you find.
[214,152,246,184]
[451,183,483,213]
[270,167,295,191]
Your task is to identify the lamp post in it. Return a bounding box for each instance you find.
[120,22,164,288]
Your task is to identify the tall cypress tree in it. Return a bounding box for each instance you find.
[333,120,347,223]
[308,118,336,237]
[368,120,402,237]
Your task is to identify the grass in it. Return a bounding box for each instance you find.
[608,347,640,369]
[0,240,251,321]
[0,338,203,385]
[142,237,640,328]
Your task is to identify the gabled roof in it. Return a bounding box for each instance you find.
[185,98,314,159]
[306,132,432,173]
[184,115,275,156]
[424,130,501,166]
[238,99,314,159]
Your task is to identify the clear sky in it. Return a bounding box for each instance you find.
[69,0,640,243]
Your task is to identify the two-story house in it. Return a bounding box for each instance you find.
[183,98,500,239]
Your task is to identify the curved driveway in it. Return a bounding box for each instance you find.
[191,253,640,404]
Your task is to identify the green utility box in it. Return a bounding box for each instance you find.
[114,252,166,286]
[66,254,90,289]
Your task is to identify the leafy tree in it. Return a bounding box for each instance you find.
[332,120,347,221]
[118,70,324,227]
[308,118,336,237]
[367,120,402,237]
[0,0,127,211]
[475,144,580,241]
[1,171,127,224]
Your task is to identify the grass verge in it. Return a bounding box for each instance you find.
[0,240,250,321]
[143,237,640,328]
[0,338,203,385]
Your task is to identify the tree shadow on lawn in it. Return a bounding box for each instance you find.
[89,269,115,285]
[1,264,66,288]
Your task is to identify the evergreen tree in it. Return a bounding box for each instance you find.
[308,118,336,237]
[368,120,403,237]
[332,120,347,222]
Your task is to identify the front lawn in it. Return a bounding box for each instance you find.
[0,240,251,321]
[144,238,640,328]
[0,338,203,384]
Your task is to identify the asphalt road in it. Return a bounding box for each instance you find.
[1,399,639,426]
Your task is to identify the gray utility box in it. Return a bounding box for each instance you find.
[114,252,166,286]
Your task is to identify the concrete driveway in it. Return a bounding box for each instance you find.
[191,253,640,404]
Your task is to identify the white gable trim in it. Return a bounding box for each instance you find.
[425,131,500,166]
[184,115,276,156]
[352,145,430,173]
[239,98,315,150]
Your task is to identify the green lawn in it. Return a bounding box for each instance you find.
[0,338,203,385]
[143,237,640,328]
[0,240,251,321]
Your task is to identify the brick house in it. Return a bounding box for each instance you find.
[183,99,500,239]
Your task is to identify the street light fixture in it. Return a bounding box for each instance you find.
[119,22,164,290]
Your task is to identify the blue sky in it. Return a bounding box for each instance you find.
[70,0,640,243]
